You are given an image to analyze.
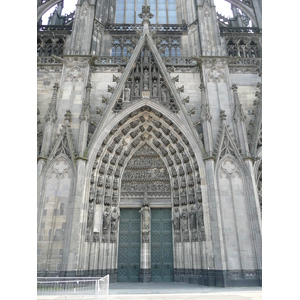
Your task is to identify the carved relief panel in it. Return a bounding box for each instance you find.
[121,144,171,201]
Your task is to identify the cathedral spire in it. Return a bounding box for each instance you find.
[39,83,59,158]
[45,83,59,123]
[79,82,92,123]
[232,84,246,123]
[231,84,250,156]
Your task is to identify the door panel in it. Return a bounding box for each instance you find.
[151,208,174,282]
[117,208,140,282]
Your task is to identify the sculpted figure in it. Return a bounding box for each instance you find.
[197,202,204,228]
[111,207,119,232]
[161,86,167,102]
[87,203,93,228]
[124,84,131,101]
[103,207,111,230]
[139,206,151,231]
[152,80,158,97]
[144,69,149,89]
[134,80,140,97]
[172,207,180,231]
[189,205,197,230]
[180,207,188,231]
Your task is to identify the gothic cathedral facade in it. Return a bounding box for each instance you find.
[37,0,262,287]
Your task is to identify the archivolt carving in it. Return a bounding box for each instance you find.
[85,105,205,243]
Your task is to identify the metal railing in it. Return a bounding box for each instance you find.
[37,275,109,300]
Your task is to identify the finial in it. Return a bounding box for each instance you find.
[64,110,72,126]
[220,110,227,121]
[138,5,154,24]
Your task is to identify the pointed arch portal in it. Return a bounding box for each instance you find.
[83,104,206,282]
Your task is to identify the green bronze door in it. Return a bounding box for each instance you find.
[151,208,174,282]
[117,208,140,282]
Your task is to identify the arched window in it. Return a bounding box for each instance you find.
[116,0,177,24]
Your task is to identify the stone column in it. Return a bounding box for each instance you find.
[78,82,92,157]
[64,157,87,276]
[37,83,60,214]
[232,84,250,157]
[203,157,227,287]
[139,200,151,283]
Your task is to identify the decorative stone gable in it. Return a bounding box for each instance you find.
[113,44,179,114]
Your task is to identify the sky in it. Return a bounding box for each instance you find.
[41,0,233,24]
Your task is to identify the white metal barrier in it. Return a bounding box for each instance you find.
[37,275,109,300]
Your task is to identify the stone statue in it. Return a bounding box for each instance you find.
[180,207,188,231]
[152,80,158,97]
[161,86,167,102]
[134,79,140,97]
[103,207,111,231]
[140,204,151,243]
[172,207,180,231]
[144,69,149,89]
[189,205,197,231]
[87,203,93,228]
[139,206,151,231]
[197,202,204,229]
[124,84,131,102]
[111,207,119,232]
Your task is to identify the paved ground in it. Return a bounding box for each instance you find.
[37,282,262,299]
[108,282,262,300]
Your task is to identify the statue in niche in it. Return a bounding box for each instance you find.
[112,191,118,205]
[134,79,140,97]
[198,201,204,222]
[161,86,167,102]
[172,207,180,231]
[124,84,131,102]
[103,207,111,231]
[189,205,197,231]
[111,207,120,233]
[188,188,195,204]
[87,203,93,229]
[172,207,181,242]
[144,69,149,89]
[180,207,188,231]
[152,80,158,97]
[139,205,150,231]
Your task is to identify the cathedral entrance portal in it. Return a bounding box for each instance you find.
[118,143,174,282]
